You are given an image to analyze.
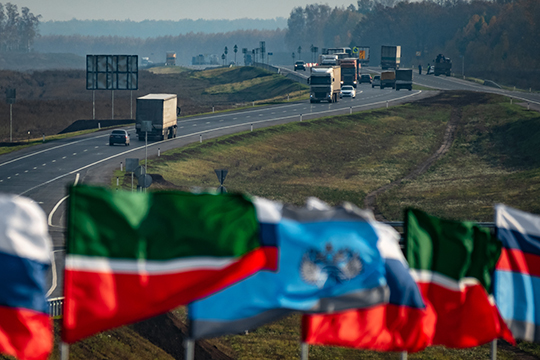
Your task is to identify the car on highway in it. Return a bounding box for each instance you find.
[372,75,381,88]
[109,129,130,146]
[340,85,356,98]
[294,61,306,71]
[359,74,372,84]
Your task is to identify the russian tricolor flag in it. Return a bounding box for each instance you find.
[0,195,52,360]
[494,204,540,342]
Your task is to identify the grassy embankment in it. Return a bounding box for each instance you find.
[106,91,540,360]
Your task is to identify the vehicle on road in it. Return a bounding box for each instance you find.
[434,54,452,76]
[319,55,339,66]
[372,75,381,88]
[308,66,341,103]
[136,94,178,141]
[340,58,360,88]
[340,85,356,98]
[359,74,372,84]
[109,129,130,146]
[381,45,401,70]
[395,69,413,91]
[380,71,396,89]
[426,65,434,75]
[294,61,306,71]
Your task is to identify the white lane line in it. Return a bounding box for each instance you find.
[83,149,88,152]
[233,118,237,120]
[95,146,99,148]
[52,160,56,162]
[33,167,37,169]
[18,91,424,198]
[259,114,263,116]
[0,131,127,168]
[271,112,275,114]
[246,116,251,118]
[0,180,3,182]
[62,156,66,159]
[48,173,80,227]
[7,177,11,179]
[42,163,46,166]
[220,120,224,122]
[179,126,184,129]
[192,124,197,126]
[206,122,211,124]
[72,153,77,155]
[46,249,63,297]
[15,173,19,176]
[24,170,28,173]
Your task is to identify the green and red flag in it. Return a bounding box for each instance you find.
[405,209,515,348]
[62,185,271,343]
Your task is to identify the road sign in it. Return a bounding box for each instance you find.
[268,52,273,56]
[134,165,146,178]
[125,158,139,172]
[358,50,366,60]
[138,174,153,188]
[416,51,421,57]
[141,121,152,132]
[352,47,359,54]
[214,169,228,185]
[5,88,15,104]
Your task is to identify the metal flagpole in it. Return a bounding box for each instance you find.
[60,342,69,360]
[93,90,95,120]
[185,339,195,360]
[490,339,497,360]
[9,104,12,142]
[111,90,114,120]
[400,351,407,360]
[300,342,309,360]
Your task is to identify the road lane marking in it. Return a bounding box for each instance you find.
[24,170,28,173]
[42,163,46,166]
[15,173,19,176]
[48,173,80,227]
[206,122,211,124]
[52,160,56,162]
[72,153,76,155]
[62,156,66,159]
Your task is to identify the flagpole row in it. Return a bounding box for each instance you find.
[60,342,69,360]
[300,342,309,360]
[490,339,497,360]
[400,351,407,360]
[185,338,195,360]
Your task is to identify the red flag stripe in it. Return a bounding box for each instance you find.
[0,306,52,360]
[62,247,269,343]
[496,248,540,277]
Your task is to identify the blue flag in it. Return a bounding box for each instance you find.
[188,198,388,339]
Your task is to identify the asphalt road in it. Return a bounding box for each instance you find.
[1,66,538,299]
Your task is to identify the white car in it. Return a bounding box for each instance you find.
[340,85,356,98]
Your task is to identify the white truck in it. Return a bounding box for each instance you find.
[136,94,178,141]
[308,66,341,103]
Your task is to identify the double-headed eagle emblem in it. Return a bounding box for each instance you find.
[300,243,363,288]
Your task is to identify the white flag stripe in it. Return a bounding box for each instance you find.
[253,197,283,224]
[0,195,51,264]
[496,204,540,238]
[410,269,481,292]
[66,255,237,274]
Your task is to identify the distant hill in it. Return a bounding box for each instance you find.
[39,18,288,38]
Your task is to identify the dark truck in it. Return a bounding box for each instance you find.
[395,69,413,91]
[340,58,360,88]
[434,54,452,76]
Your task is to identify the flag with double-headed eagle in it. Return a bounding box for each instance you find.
[188,197,389,339]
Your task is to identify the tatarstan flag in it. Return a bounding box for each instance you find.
[405,209,515,348]
[62,185,274,343]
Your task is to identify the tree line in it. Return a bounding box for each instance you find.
[0,2,40,52]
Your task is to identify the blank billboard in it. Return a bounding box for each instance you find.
[86,55,138,90]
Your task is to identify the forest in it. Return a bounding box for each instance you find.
[1,0,538,88]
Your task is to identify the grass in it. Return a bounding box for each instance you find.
[147,66,190,74]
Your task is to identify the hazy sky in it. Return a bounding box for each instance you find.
[6,0,356,21]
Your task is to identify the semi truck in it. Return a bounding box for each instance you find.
[166,52,176,66]
[381,45,401,70]
[308,66,341,103]
[380,71,396,89]
[340,58,360,88]
[434,54,452,76]
[356,46,370,66]
[395,69,413,91]
[136,94,178,141]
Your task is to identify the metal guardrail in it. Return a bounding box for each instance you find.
[48,297,64,317]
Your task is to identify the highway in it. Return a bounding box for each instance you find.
[1,66,538,299]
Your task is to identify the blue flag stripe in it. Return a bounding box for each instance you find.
[495,270,540,325]
[0,251,49,314]
[386,259,425,308]
[498,228,540,257]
